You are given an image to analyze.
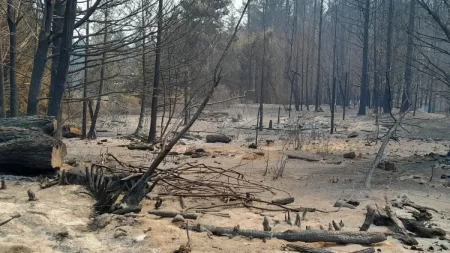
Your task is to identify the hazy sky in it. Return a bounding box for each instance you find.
[231,0,243,10]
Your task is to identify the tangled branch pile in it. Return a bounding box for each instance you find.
[85,153,302,214]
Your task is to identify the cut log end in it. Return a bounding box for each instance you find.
[51,144,66,168]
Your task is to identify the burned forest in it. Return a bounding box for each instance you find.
[1,0,450,252]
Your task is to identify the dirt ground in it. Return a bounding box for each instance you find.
[1,105,450,253]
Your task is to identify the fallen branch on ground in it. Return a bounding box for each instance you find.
[149,211,198,220]
[0,213,21,227]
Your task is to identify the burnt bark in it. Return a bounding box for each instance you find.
[7,0,17,117]
[0,116,56,135]
[314,0,324,112]
[400,0,416,113]
[0,127,66,172]
[147,0,163,143]
[87,9,108,140]
[135,0,148,135]
[0,28,5,118]
[27,0,54,116]
[47,0,77,117]
[81,0,90,139]
[358,0,370,116]
[383,0,394,114]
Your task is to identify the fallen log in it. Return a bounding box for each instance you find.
[391,196,438,213]
[284,244,333,253]
[285,151,321,162]
[149,211,198,220]
[206,134,231,143]
[126,143,154,151]
[351,248,375,253]
[401,219,446,238]
[383,196,418,245]
[334,200,356,209]
[184,224,387,244]
[0,116,56,135]
[0,127,66,172]
[272,197,295,205]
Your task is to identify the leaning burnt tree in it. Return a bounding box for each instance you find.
[89,0,251,214]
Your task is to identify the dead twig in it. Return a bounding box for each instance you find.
[0,213,21,226]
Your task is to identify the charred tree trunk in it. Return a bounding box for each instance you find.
[330,4,338,134]
[372,0,379,112]
[383,0,394,113]
[87,9,108,140]
[7,0,17,117]
[81,0,90,139]
[27,0,54,116]
[259,0,267,131]
[48,0,77,117]
[135,0,148,135]
[314,0,324,112]
[358,0,370,116]
[48,0,64,116]
[147,0,163,143]
[400,0,416,113]
[0,127,66,172]
[0,27,5,118]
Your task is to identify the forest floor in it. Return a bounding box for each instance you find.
[1,105,450,253]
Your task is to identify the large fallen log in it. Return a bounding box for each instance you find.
[0,116,56,135]
[0,127,66,172]
[184,224,387,244]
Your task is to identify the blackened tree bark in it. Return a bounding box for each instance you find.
[27,0,54,115]
[87,9,108,140]
[7,0,18,117]
[383,0,394,113]
[372,0,379,112]
[81,0,90,139]
[48,0,65,116]
[47,0,78,117]
[259,0,267,131]
[330,2,338,134]
[304,0,316,111]
[357,0,370,116]
[0,27,5,118]
[314,0,324,112]
[400,0,416,113]
[147,0,163,143]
